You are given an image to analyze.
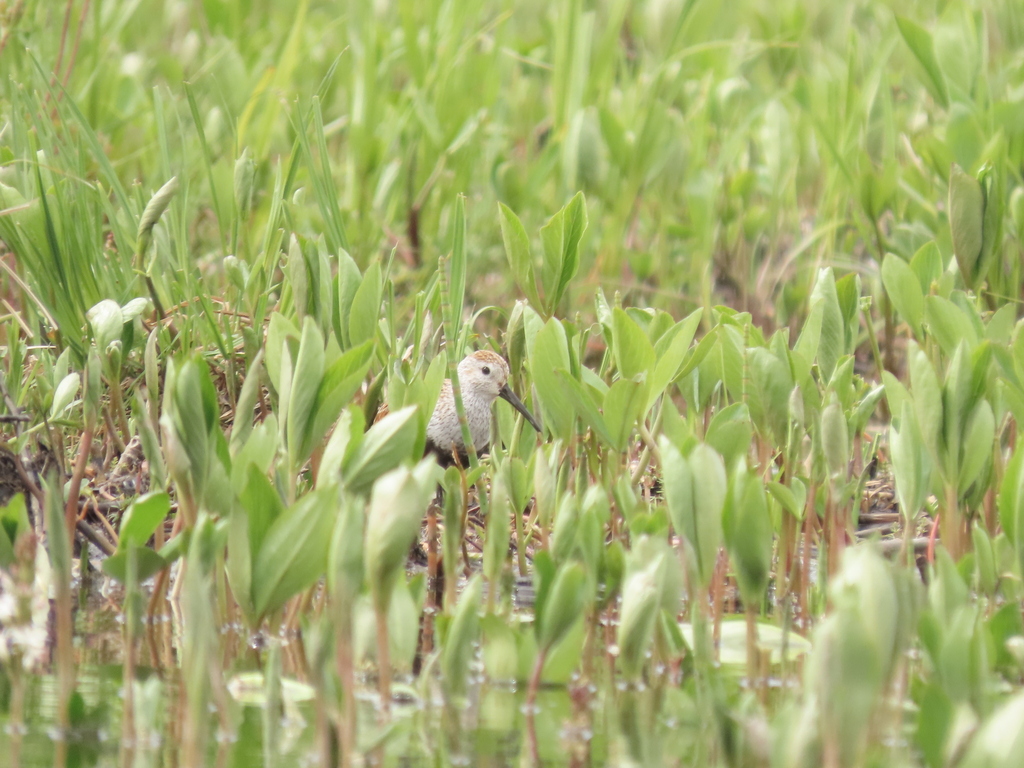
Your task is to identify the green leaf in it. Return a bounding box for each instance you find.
[998,442,1024,553]
[882,253,925,338]
[705,403,753,472]
[264,312,301,393]
[948,164,984,288]
[553,368,612,447]
[50,372,80,419]
[230,351,265,453]
[661,439,725,589]
[441,575,482,698]
[612,307,656,382]
[958,399,993,494]
[537,561,587,653]
[649,308,702,410]
[895,16,949,109]
[909,343,944,468]
[252,488,335,619]
[958,691,1024,768]
[328,493,364,602]
[307,340,374,460]
[118,492,171,550]
[810,268,844,383]
[821,402,850,480]
[286,317,326,468]
[102,546,167,584]
[603,378,648,453]
[910,240,945,293]
[87,299,124,352]
[617,541,668,678]
[365,465,432,612]
[448,195,467,340]
[239,464,285,560]
[335,253,362,349]
[767,480,806,521]
[554,192,588,309]
[349,260,382,347]
[539,192,588,312]
[723,466,772,605]
[498,202,541,310]
[890,403,931,521]
[531,318,575,440]
[342,405,420,495]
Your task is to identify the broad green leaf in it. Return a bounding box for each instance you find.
[101,546,167,584]
[240,464,285,560]
[705,403,752,472]
[307,340,374,460]
[661,439,726,589]
[538,561,587,653]
[87,299,123,352]
[553,192,588,309]
[883,371,912,422]
[603,377,648,453]
[118,492,171,550]
[531,319,575,440]
[441,575,482,698]
[448,195,467,339]
[882,253,924,338]
[895,16,949,108]
[227,506,255,623]
[50,372,80,419]
[748,345,793,441]
[948,164,984,288]
[958,690,1024,768]
[286,317,326,467]
[821,402,850,480]
[810,268,844,382]
[343,406,419,496]
[335,253,362,349]
[649,308,703,410]
[328,493,364,601]
[925,296,975,360]
[554,368,613,447]
[767,479,806,521]
[941,343,972,482]
[349,260,382,347]
[891,403,930,522]
[723,466,772,605]
[499,202,541,310]
[612,307,655,382]
[484,475,512,590]
[230,350,264,453]
[795,298,823,365]
[252,488,335,618]
[365,465,432,612]
[909,343,943,467]
[958,400,993,494]
[264,312,301,393]
[617,540,668,678]
[910,240,944,293]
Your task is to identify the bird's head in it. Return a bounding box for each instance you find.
[457,350,510,402]
[457,350,542,433]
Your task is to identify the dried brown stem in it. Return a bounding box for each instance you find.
[65,427,94,538]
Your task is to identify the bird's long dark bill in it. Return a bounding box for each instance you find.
[499,384,543,433]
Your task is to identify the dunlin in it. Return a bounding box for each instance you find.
[426,350,542,466]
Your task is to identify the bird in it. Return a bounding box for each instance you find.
[425,350,542,466]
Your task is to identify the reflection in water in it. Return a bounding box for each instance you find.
[0,570,716,767]
[1,660,709,766]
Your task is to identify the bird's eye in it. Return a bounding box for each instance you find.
[481,366,491,375]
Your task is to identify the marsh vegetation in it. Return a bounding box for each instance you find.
[2,0,1024,766]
